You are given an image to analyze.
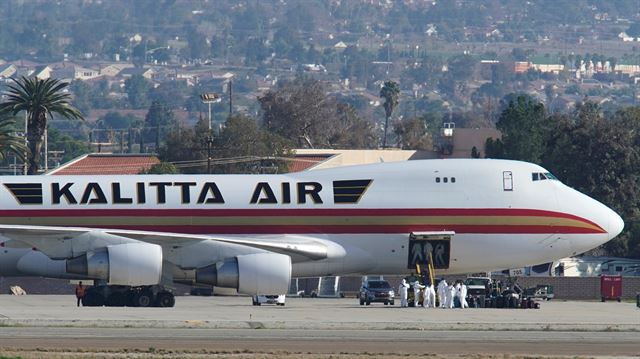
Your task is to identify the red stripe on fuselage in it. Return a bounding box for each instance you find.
[0,208,605,234]
[70,224,603,235]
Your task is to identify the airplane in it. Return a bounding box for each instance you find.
[0,159,624,307]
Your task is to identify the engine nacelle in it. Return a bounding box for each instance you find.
[66,242,163,286]
[195,252,291,295]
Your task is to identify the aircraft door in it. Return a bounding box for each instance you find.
[503,171,513,191]
[407,232,453,270]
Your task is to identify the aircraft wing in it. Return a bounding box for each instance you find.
[0,224,343,262]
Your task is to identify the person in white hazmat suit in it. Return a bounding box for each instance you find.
[413,281,426,307]
[425,283,436,308]
[437,279,448,308]
[399,279,410,307]
[459,281,469,308]
[446,282,456,308]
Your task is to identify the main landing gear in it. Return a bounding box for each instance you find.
[82,285,175,308]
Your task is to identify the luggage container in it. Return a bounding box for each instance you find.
[600,275,622,302]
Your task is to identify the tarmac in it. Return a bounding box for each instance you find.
[0,295,638,358]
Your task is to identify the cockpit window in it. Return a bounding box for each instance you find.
[532,172,558,181]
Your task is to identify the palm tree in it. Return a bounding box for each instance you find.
[0,116,28,162]
[0,76,83,174]
[379,80,400,148]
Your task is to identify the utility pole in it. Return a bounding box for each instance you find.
[228,79,233,117]
[23,111,27,175]
[205,134,214,174]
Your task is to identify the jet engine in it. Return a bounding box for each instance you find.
[195,252,291,295]
[66,242,163,286]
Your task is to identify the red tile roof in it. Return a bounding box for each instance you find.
[286,155,332,172]
[50,154,160,175]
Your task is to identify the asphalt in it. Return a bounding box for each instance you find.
[0,295,638,357]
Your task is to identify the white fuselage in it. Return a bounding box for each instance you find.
[0,159,624,278]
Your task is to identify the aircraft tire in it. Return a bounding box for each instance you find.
[133,289,154,307]
[155,291,175,308]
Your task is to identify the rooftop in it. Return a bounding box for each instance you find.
[48,153,160,175]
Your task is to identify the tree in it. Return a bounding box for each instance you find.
[159,117,208,173]
[542,103,640,258]
[0,116,27,161]
[143,162,178,174]
[380,81,400,148]
[124,74,151,109]
[214,114,292,174]
[0,77,83,174]
[259,77,335,148]
[329,103,377,149]
[494,94,548,163]
[392,117,432,150]
[144,100,177,150]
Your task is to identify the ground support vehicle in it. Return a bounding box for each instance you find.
[82,285,175,307]
[252,294,286,306]
[524,285,554,301]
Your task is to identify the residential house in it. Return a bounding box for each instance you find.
[514,61,530,73]
[120,67,156,80]
[100,63,134,78]
[0,64,17,78]
[530,56,564,74]
[618,31,636,42]
[32,65,52,80]
[614,62,640,75]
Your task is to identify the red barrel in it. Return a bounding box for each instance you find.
[600,275,622,302]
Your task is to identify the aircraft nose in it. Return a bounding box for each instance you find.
[607,209,624,240]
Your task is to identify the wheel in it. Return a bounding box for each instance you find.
[155,291,175,308]
[384,301,388,305]
[390,301,394,305]
[601,297,606,302]
[359,299,364,305]
[365,301,370,306]
[134,290,154,307]
[106,292,126,307]
[617,297,621,303]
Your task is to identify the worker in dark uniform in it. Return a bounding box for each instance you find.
[75,281,85,307]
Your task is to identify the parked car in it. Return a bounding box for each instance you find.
[359,279,395,305]
[252,294,286,306]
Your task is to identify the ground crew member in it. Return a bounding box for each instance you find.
[446,282,455,308]
[399,279,410,307]
[460,281,469,308]
[425,283,436,308]
[413,281,425,307]
[75,281,85,307]
[437,279,448,308]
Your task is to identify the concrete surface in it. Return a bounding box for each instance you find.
[0,295,638,357]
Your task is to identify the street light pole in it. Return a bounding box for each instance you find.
[205,134,214,174]
[200,93,221,131]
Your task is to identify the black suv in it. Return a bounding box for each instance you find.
[359,280,395,305]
